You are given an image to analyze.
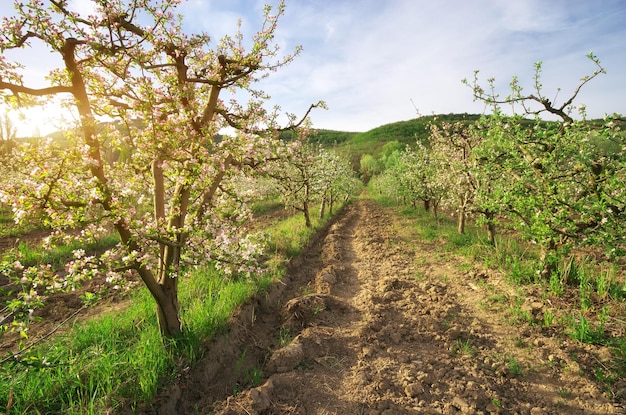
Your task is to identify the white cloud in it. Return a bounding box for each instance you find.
[2,0,625,135]
[69,0,98,17]
[261,0,626,131]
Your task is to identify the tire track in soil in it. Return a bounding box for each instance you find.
[142,199,623,415]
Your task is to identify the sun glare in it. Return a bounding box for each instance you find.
[4,101,77,138]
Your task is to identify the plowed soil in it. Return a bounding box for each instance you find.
[142,199,625,415]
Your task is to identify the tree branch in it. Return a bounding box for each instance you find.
[50,0,94,26]
[0,81,72,97]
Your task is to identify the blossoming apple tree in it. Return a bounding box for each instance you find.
[0,0,323,337]
[464,54,625,275]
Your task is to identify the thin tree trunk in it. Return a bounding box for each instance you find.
[303,200,312,228]
[540,239,558,278]
[484,210,497,247]
[487,221,497,247]
[319,197,326,219]
[457,207,466,234]
[155,274,182,337]
[155,182,191,337]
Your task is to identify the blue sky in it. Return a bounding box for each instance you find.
[179,0,626,132]
[2,0,626,135]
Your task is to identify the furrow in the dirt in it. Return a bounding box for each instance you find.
[147,200,624,415]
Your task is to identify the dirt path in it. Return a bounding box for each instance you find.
[144,199,624,415]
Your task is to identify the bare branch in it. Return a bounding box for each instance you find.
[278,101,326,131]
[13,30,41,48]
[0,81,72,97]
[50,0,93,26]
[466,54,606,125]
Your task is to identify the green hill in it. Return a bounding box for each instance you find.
[321,113,482,170]
[309,129,359,146]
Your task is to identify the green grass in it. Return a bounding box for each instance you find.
[250,197,283,216]
[1,287,166,413]
[0,201,344,414]
[1,233,120,269]
[265,204,333,260]
[507,356,523,376]
[451,338,475,356]
[2,269,257,413]
[0,208,43,238]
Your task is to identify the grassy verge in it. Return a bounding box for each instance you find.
[1,233,120,268]
[0,206,43,238]
[369,193,626,399]
[0,202,341,414]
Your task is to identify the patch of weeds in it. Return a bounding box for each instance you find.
[441,312,457,329]
[595,266,613,300]
[312,303,324,316]
[251,198,283,215]
[578,266,593,312]
[457,263,474,273]
[567,314,591,342]
[419,225,438,242]
[542,309,555,327]
[507,356,523,376]
[567,313,605,344]
[549,272,564,296]
[278,327,294,347]
[235,349,248,374]
[245,367,263,387]
[235,349,263,388]
[487,293,507,304]
[451,338,475,356]
[593,337,626,398]
[594,364,620,399]
[447,232,473,249]
[232,368,263,394]
[79,291,100,307]
[412,270,425,280]
[299,282,314,296]
[608,274,626,301]
[557,387,571,398]
[508,296,532,325]
[507,257,535,285]
[491,398,501,408]
[462,242,492,262]
[597,305,610,328]
[513,337,529,348]
[558,255,579,285]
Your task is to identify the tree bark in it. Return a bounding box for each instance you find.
[319,197,326,219]
[303,200,312,228]
[540,239,558,278]
[155,281,182,338]
[457,207,466,234]
[484,210,497,247]
[487,221,497,247]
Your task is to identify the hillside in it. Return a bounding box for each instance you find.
[314,113,482,170]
